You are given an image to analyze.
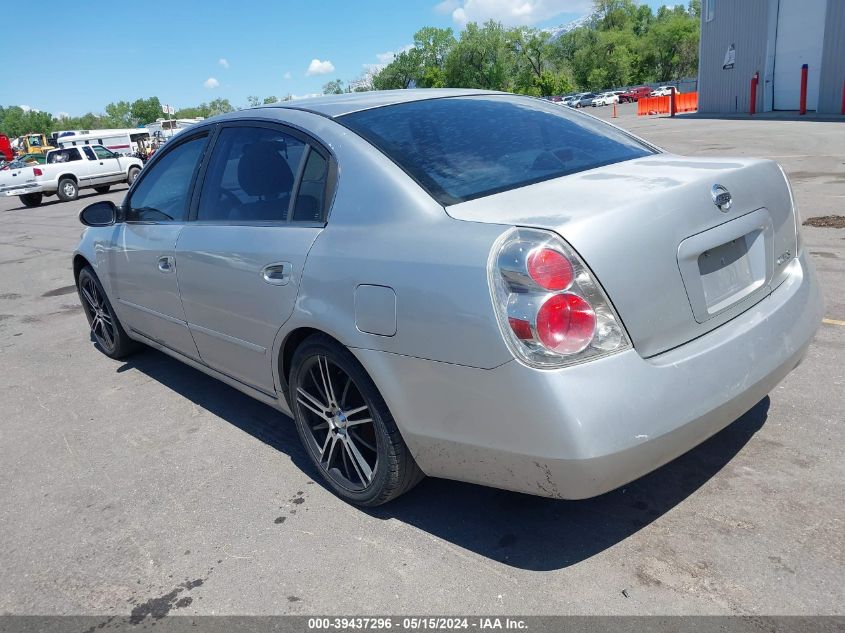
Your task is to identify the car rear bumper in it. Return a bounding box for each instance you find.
[352,251,823,499]
[0,183,43,196]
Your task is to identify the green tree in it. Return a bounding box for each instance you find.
[444,21,510,90]
[130,97,163,125]
[175,104,212,119]
[643,8,699,81]
[413,26,456,87]
[246,95,261,107]
[322,79,346,95]
[207,98,235,115]
[263,95,279,104]
[104,101,133,127]
[372,49,422,89]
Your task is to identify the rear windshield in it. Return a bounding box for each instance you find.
[340,95,654,206]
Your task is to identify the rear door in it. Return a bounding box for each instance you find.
[175,121,332,394]
[107,131,210,359]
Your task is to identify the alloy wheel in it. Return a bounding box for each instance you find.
[79,275,116,352]
[295,355,379,491]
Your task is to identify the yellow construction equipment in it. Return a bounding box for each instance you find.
[15,133,54,156]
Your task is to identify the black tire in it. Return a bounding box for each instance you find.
[77,266,140,359]
[127,166,140,186]
[289,334,424,506]
[19,192,42,207]
[56,177,78,202]
[94,185,111,194]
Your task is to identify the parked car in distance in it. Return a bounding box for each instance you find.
[0,145,142,207]
[572,92,597,107]
[592,92,619,106]
[72,89,822,507]
[619,86,652,102]
[560,95,577,107]
[650,86,677,97]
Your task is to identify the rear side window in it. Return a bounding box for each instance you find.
[127,134,207,222]
[197,126,306,222]
[81,147,96,160]
[292,149,329,222]
[341,95,654,205]
[47,148,82,163]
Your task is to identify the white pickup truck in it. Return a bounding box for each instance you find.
[0,144,142,207]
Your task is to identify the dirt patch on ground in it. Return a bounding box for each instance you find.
[803,215,845,229]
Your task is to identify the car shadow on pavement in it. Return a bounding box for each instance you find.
[119,347,769,572]
[370,397,769,571]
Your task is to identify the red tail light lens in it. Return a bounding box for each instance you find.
[535,293,596,354]
[508,317,533,340]
[489,227,630,368]
[527,248,573,290]
[33,167,43,176]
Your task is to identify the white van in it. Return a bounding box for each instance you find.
[57,129,151,157]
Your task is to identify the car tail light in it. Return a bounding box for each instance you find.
[778,164,803,257]
[488,227,630,368]
[33,168,43,176]
[527,248,573,290]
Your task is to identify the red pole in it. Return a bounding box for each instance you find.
[750,73,758,115]
[799,64,808,115]
[841,79,845,115]
[670,87,677,117]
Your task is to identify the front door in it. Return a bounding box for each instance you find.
[175,123,331,394]
[91,145,124,184]
[107,131,210,360]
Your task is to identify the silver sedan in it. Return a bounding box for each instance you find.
[73,89,823,506]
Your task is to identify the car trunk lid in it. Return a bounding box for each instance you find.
[447,154,798,357]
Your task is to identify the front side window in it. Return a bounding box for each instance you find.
[340,95,654,205]
[127,134,207,222]
[197,126,305,222]
[93,145,117,159]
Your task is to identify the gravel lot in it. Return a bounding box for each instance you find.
[1,108,843,618]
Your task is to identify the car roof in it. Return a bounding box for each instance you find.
[254,88,508,119]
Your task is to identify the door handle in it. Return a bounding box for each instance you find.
[157,255,174,273]
[261,262,291,285]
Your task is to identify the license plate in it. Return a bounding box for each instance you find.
[697,232,765,313]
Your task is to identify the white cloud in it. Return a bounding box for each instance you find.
[436,0,592,26]
[283,71,292,80]
[20,104,32,112]
[56,112,70,120]
[306,59,335,76]
[204,77,220,89]
[218,58,229,69]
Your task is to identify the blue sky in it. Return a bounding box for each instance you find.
[3,0,671,116]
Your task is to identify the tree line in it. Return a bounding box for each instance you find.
[1,0,699,138]
[325,0,700,97]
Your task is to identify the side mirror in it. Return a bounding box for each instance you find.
[79,200,117,227]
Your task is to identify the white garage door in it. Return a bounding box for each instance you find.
[773,0,827,111]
